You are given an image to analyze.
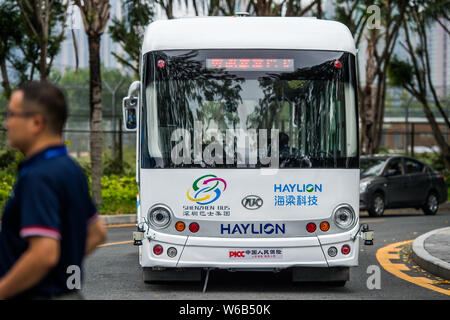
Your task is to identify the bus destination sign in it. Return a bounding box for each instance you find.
[206,58,294,71]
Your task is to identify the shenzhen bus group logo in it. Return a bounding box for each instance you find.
[187,174,227,205]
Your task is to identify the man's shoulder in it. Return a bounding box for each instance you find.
[21,155,85,182]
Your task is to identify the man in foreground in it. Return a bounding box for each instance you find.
[0,81,107,299]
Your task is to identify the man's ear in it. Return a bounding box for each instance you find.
[30,113,47,134]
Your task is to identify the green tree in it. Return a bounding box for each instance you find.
[0,2,23,99]
[245,0,319,16]
[388,0,450,169]
[109,0,155,77]
[336,0,408,155]
[0,0,68,99]
[74,0,111,206]
[17,0,68,81]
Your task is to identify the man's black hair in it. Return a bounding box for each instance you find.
[18,81,68,135]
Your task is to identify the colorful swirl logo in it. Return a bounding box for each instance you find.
[187,175,227,205]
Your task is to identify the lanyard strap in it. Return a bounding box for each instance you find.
[43,146,67,159]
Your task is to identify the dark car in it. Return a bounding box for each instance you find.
[360,155,447,217]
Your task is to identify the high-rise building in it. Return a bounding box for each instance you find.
[427,18,449,98]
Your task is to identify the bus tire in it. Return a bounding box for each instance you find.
[327,280,347,287]
[143,267,202,283]
[292,267,349,283]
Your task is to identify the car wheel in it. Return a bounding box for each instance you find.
[368,193,385,217]
[422,192,439,216]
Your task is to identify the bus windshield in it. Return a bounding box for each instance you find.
[141,49,358,169]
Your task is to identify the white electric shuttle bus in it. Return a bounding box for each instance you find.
[124,16,373,286]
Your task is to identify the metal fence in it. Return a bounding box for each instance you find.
[0,81,137,166]
[0,117,137,165]
[380,87,449,156]
[379,124,450,157]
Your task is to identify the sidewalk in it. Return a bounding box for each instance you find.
[440,201,450,210]
[412,226,450,280]
[100,214,136,226]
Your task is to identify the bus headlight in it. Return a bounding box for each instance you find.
[147,204,172,229]
[333,204,356,230]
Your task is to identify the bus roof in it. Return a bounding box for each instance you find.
[142,17,356,55]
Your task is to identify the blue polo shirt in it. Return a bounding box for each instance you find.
[0,145,98,298]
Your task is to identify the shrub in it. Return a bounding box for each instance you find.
[103,156,131,175]
[0,149,23,174]
[0,149,16,169]
[1,170,137,216]
[0,171,15,213]
[414,152,445,172]
[86,174,138,215]
[101,175,137,202]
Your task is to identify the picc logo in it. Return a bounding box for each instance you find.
[229,251,246,258]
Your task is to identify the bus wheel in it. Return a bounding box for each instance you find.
[368,193,385,217]
[143,267,201,283]
[292,267,349,283]
[327,280,347,287]
[422,192,439,216]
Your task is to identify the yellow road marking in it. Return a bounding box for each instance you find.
[360,219,385,223]
[105,223,135,228]
[376,240,450,296]
[98,240,134,248]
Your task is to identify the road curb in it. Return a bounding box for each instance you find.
[100,214,136,226]
[412,227,450,281]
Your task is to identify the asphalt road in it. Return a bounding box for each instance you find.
[82,209,450,300]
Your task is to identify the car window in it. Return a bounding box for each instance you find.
[360,158,387,177]
[404,159,424,174]
[384,158,403,176]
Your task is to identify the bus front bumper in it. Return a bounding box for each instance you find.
[139,224,360,269]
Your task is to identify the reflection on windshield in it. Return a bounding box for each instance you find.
[142,49,358,169]
[360,159,386,177]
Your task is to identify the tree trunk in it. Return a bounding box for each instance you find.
[360,35,377,155]
[118,117,123,164]
[39,40,48,81]
[374,71,387,152]
[0,59,11,99]
[252,0,282,16]
[88,33,103,206]
[316,0,322,19]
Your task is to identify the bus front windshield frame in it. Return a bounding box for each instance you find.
[141,49,359,169]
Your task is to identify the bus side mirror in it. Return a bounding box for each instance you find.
[123,96,137,131]
[122,81,140,132]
